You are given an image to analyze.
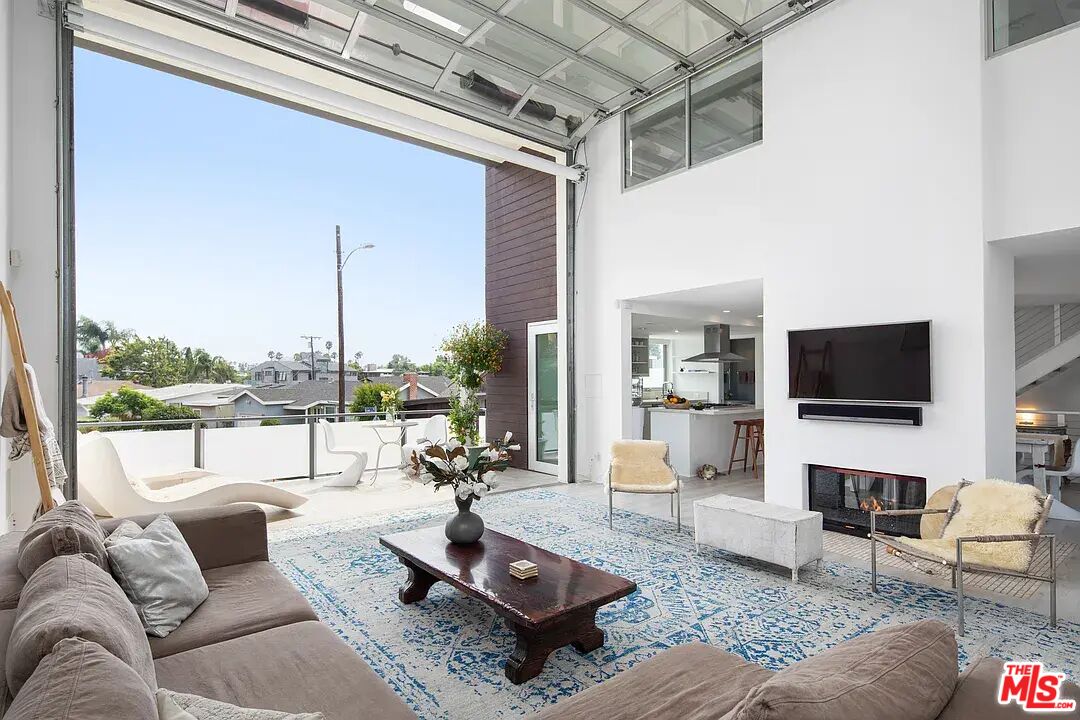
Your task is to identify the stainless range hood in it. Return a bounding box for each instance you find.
[682,324,746,363]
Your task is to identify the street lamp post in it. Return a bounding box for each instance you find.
[336,225,375,415]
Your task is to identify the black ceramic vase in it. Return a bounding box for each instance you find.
[445,496,485,545]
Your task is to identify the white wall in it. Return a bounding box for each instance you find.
[985,25,1080,241]
[6,2,58,528]
[576,0,1014,499]
[0,0,11,528]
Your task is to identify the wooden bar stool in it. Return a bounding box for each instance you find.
[749,419,764,478]
[726,419,756,475]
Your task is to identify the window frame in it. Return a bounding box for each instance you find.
[621,47,763,191]
[986,0,1080,57]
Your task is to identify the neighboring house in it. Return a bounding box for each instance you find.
[230,374,454,424]
[75,379,150,418]
[76,356,102,381]
[78,382,247,420]
[249,353,361,386]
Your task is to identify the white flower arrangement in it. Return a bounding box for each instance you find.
[408,431,518,502]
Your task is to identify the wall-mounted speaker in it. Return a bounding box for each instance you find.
[797,403,922,427]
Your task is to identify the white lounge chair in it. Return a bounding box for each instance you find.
[402,414,448,460]
[319,420,368,488]
[76,432,308,518]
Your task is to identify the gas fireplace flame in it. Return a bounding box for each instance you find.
[859,496,885,512]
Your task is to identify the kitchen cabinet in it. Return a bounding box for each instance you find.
[631,337,650,378]
[648,407,764,478]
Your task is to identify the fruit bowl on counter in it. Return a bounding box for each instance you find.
[662,394,691,409]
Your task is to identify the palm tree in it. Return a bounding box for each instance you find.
[267,350,276,360]
[325,340,333,353]
[274,352,283,361]
[76,316,109,356]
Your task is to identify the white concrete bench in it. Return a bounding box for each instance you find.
[694,494,823,582]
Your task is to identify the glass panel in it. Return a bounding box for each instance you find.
[507,0,610,50]
[516,89,587,137]
[585,29,671,81]
[469,24,565,74]
[195,0,226,9]
[350,15,455,87]
[991,0,1080,51]
[535,331,559,467]
[630,0,728,55]
[699,0,783,24]
[624,84,685,188]
[645,341,669,387]
[548,60,630,103]
[375,0,483,40]
[589,0,651,18]
[444,57,532,113]
[238,0,354,53]
[689,48,761,165]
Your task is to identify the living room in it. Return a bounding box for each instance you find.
[2,0,1080,718]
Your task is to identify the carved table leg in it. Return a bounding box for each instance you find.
[397,557,438,604]
[504,608,605,684]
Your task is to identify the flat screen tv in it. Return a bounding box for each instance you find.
[788,321,931,403]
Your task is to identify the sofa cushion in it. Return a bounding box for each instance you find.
[936,656,1079,719]
[106,516,209,638]
[5,638,157,720]
[535,643,774,720]
[726,620,957,720]
[0,533,25,610]
[17,501,108,580]
[0,609,16,714]
[154,620,417,720]
[6,555,156,695]
[148,560,317,659]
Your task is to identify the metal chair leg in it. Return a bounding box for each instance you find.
[870,513,878,594]
[956,539,965,637]
[670,492,674,517]
[676,488,681,532]
[608,486,613,530]
[1050,535,1057,628]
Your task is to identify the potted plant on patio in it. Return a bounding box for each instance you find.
[440,321,507,446]
[409,432,519,544]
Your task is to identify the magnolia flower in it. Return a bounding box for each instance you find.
[456,483,474,500]
[453,455,470,471]
[482,448,500,462]
[474,482,489,498]
[503,431,513,443]
[507,444,521,451]
[447,439,463,452]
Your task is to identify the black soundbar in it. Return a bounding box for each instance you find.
[797,402,922,426]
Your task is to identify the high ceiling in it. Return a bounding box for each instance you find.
[113,0,821,147]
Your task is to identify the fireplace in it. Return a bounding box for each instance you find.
[807,465,926,538]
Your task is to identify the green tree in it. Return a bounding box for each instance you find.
[387,354,417,373]
[260,418,281,427]
[209,357,238,383]
[88,387,161,421]
[101,336,186,387]
[348,382,398,413]
[140,404,200,432]
[417,357,452,377]
[440,322,507,444]
[76,316,131,356]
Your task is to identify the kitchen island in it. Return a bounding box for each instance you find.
[648,407,764,478]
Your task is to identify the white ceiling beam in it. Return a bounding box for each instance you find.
[508,84,538,119]
[224,0,238,16]
[560,0,686,64]
[341,10,367,59]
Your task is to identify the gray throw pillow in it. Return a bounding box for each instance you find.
[156,689,325,719]
[725,620,958,720]
[6,554,156,695]
[106,514,209,637]
[5,638,157,719]
[16,500,108,579]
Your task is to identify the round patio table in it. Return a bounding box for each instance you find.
[369,421,419,483]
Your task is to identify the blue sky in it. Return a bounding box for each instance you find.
[74,49,484,367]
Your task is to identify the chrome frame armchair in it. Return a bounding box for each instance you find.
[869,490,1056,636]
[607,441,682,532]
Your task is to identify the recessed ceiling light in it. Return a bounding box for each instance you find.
[722,309,731,313]
[757,314,764,318]
[674,329,680,333]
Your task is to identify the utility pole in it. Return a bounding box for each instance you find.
[336,225,346,415]
[335,227,375,416]
[300,335,320,382]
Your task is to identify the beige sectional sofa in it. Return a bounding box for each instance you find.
[0,503,416,719]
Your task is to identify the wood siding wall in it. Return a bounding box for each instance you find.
[485,162,557,470]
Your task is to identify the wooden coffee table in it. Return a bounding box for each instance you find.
[380,525,637,684]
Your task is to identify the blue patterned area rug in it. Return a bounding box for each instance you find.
[269,488,1079,719]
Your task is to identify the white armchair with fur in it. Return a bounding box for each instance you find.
[869,479,1055,635]
[607,440,681,532]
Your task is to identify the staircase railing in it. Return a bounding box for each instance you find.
[1015,303,1080,379]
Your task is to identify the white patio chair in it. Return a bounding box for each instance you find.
[402,414,448,468]
[76,432,308,518]
[320,420,369,488]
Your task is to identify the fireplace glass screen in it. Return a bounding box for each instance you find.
[808,465,927,537]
